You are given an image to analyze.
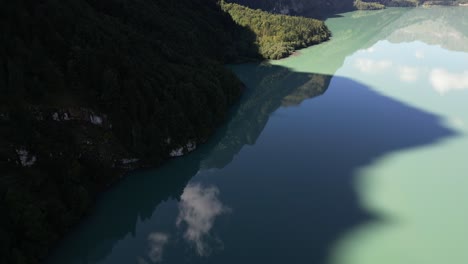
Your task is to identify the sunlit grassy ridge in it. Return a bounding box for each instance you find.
[222,2,331,59]
[355,0,386,10]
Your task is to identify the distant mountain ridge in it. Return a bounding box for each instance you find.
[225,0,467,17]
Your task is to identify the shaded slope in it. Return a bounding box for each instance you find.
[0,0,258,263]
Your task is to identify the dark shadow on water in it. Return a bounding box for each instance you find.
[48,63,456,264]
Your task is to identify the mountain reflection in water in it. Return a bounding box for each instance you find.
[48,6,468,264]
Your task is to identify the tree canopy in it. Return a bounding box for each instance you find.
[222,2,331,59]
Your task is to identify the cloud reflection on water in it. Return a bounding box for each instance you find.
[329,7,468,264]
[354,58,393,74]
[430,69,468,95]
[176,183,231,256]
[147,232,169,263]
[398,66,420,83]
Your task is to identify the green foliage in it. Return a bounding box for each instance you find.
[354,0,386,10]
[225,0,356,17]
[222,2,331,59]
[0,0,260,263]
[379,0,421,6]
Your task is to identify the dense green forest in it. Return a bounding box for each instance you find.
[0,0,335,263]
[0,0,259,263]
[354,0,386,10]
[222,2,331,59]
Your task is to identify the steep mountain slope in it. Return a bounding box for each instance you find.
[0,0,335,263]
[0,0,257,263]
[225,0,423,17]
[227,0,355,16]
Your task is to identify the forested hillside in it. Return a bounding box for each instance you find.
[0,0,336,262]
[222,2,331,59]
[0,0,259,263]
[354,0,386,10]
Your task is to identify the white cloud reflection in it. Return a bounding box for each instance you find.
[398,66,420,82]
[415,50,425,59]
[449,116,466,129]
[147,232,169,263]
[430,68,468,94]
[176,183,230,256]
[354,58,393,74]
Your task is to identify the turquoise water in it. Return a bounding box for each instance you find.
[49,7,468,264]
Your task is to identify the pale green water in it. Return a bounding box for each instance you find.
[49,7,468,264]
[275,7,468,264]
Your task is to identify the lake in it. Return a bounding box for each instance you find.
[48,7,468,264]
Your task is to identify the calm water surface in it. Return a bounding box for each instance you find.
[49,7,468,264]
